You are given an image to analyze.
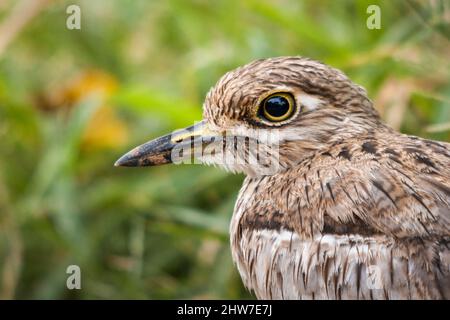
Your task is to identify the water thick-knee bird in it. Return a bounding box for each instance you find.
[115,56,450,300]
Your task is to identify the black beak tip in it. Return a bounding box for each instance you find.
[113,159,123,167]
[114,133,176,168]
[114,153,139,167]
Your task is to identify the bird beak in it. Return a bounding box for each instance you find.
[114,120,214,167]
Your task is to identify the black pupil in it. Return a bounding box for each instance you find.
[265,96,289,118]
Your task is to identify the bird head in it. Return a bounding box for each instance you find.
[115,56,382,176]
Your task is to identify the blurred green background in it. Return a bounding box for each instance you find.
[0,0,449,299]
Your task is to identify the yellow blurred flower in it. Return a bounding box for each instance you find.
[70,71,128,151]
[37,70,128,151]
[62,70,118,104]
[82,103,128,152]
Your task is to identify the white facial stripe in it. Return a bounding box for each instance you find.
[224,124,306,143]
[297,93,323,111]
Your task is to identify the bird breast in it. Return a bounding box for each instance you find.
[231,227,445,299]
[230,177,449,300]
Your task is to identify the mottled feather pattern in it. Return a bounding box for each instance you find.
[230,133,450,299]
[205,57,450,300]
[236,230,446,299]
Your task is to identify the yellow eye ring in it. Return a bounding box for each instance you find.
[258,92,296,122]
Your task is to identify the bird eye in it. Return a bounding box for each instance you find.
[259,93,296,122]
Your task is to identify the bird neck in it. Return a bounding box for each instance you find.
[277,118,393,174]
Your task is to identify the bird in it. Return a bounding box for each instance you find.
[115,56,450,300]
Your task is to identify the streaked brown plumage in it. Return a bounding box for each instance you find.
[116,56,450,299]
